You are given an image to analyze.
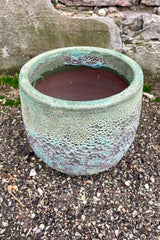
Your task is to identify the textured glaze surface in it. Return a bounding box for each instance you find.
[19,47,143,175]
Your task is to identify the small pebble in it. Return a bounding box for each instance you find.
[81,215,86,221]
[132,210,138,218]
[98,233,103,238]
[115,229,119,236]
[0,229,6,234]
[75,232,81,237]
[56,4,61,9]
[2,178,7,184]
[2,221,9,227]
[143,92,156,100]
[78,225,82,230]
[98,8,106,17]
[97,192,101,197]
[38,187,43,196]
[118,205,123,211]
[145,183,149,190]
[0,164,3,169]
[93,196,100,201]
[29,169,37,177]
[39,224,45,230]
[125,180,131,186]
[31,213,36,219]
[87,222,91,227]
[54,207,58,212]
[86,180,93,184]
[130,233,134,238]
[33,227,39,232]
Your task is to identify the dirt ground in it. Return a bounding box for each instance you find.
[0,83,160,240]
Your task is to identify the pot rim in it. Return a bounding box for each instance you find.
[19,47,143,110]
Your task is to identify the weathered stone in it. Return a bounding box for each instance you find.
[108,7,119,13]
[141,23,160,41]
[129,16,143,31]
[153,7,158,14]
[122,13,160,82]
[0,0,121,74]
[59,0,139,7]
[142,0,160,6]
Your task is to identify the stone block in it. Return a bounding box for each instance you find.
[122,13,160,82]
[142,0,160,6]
[59,0,139,7]
[0,0,121,74]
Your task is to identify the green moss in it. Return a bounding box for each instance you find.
[0,73,20,106]
[15,98,21,105]
[3,98,20,106]
[4,99,16,106]
[0,73,19,89]
[154,97,160,102]
[143,83,152,93]
[84,12,92,17]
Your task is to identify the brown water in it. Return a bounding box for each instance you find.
[35,66,129,101]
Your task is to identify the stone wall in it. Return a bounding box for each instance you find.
[59,0,140,6]
[0,0,160,82]
[59,0,160,7]
[56,0,160,82]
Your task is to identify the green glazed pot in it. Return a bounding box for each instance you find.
[19,47,143,175]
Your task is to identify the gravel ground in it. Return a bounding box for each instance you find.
[0,83,160,240]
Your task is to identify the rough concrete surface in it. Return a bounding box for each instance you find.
[0,0,120,74]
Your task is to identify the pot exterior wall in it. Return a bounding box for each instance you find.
[20,86,142,175]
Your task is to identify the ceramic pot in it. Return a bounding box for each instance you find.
[19,47,143,175]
